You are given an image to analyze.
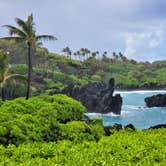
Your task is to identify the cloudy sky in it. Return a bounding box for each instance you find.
[0,0,166,61]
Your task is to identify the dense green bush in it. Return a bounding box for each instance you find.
[0,95,89,145]
[40,94,86,123]
[59,119,104,142]
[0,129,165,165]
[11,64,28,75]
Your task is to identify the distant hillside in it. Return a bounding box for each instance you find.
[0,40,166,100]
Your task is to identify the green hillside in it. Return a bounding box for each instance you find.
[0,40,166,100]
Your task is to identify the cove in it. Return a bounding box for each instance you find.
[86,90,166,129]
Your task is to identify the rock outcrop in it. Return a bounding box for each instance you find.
[104,124,122,136]
[145,94,166,107]
[62,78,122,114]
[149,124,166,129]
[124,124,136,131]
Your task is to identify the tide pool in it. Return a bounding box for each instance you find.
[86,90,166,129]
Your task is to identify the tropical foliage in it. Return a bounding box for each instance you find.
[0,50,25,101]
[0,94,165,165]
[0,129,165,165]
[2,14,56,99]
[0,94,104,146]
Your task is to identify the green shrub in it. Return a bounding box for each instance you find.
[41,94,86,123]
[91,74,101,83]
[0,94,86,145]
[11,64,28,74]
[0,129,165,165]
[89,118,105,141]
[59,120,104,142]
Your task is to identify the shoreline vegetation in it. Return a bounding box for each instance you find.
[0,128,166,165]
[0,93,165,165]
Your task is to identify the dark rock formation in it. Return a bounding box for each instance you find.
[145,94,166,107]
[104,123,122,136]
[62,78,122,114]
[124,124,136,131]
[149,124,166,129]
[84,115,91,124]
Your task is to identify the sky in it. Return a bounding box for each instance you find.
[0,0,166,62]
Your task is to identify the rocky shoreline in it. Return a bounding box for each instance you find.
[103,123,166,136]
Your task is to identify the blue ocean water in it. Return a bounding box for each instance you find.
[86,91,166,129]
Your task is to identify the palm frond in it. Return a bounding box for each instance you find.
[27,14,36,35]
[1,37,24,42]
[4,74,27,83]
[36,42,43,47]
[4,67,11,77]
[27,14,33,25]
[36,35,57,41]
[15,18,29,34]
[3,25,26,37]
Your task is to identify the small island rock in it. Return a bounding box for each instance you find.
[145,94,166,107]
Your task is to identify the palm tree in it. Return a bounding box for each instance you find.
[91,52,97,58]
[84,48,90,60]
[73,52,77,60]
[0,50,25,101]
[62,47,72,59]
[87,49,91,59]
[62,47,68,56]
[68,50,72,59]
[96,51,99,59]
[1,14,57,99]
[80,48,86,61]
[76,51,81,61]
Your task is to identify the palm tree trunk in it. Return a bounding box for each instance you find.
[1,87,5,101]
[26,43,32,100]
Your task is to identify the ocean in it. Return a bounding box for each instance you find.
[86,90,166,129]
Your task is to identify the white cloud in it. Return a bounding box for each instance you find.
[124,29,164,60]
[149,30,163,48]
[1,0,166,61]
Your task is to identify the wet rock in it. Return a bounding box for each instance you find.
[145,94,166,107]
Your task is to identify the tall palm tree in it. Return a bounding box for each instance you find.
[76,51,81,61]
[73,52,77,60]
[86,49,91,59]
[80,48,86,61]
[96,51,99,59]
[62,47,72,59]
[0,50,25,101]
[1,14,57,99]
[102,51,107,58]
[91,52,97,58]
[62,47,67,56]
[84,48,89,60]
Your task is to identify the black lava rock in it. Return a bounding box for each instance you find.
[62,78,122,114]
[145,94,166,107]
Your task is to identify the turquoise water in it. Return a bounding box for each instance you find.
[86,91,166,129]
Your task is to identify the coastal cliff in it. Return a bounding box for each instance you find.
[62,78,122,114]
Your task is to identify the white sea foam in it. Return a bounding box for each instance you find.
[85,112,120,117]
[114,90,166,95]
[123,105,147,110]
